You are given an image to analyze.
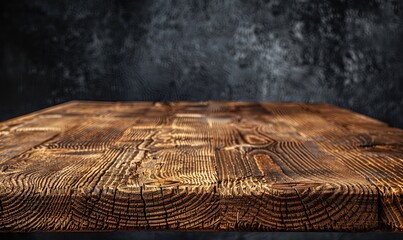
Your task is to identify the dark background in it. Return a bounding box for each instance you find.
[0,0,402,128]
[0,0,402,239]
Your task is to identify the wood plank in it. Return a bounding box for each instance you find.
[0,101,402,232]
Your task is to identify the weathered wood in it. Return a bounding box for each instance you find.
[0,101,402,232]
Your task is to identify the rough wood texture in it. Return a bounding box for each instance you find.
[0,101,402,232]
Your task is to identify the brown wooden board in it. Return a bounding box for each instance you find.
[0,101,402,232]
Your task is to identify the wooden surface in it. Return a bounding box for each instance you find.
[0,101,402,232]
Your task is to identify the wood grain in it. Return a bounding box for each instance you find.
[0,101,402,232]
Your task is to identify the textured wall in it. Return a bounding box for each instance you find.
[0,0,402,128]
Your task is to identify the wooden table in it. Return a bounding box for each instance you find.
[0,101,402,232]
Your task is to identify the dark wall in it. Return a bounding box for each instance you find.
[1,0,402,128]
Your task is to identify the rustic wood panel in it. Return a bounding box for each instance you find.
[0,101,402,232]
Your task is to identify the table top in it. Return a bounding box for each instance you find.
[0,101,402,232]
